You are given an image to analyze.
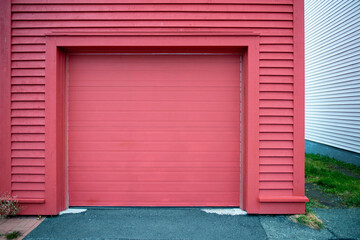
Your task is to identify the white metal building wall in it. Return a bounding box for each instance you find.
[305,0,360,154]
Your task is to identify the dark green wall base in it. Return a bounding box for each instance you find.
[305,140,360,166]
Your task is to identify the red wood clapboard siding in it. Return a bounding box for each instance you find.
[9,0,297,207]
[68,54,241,206]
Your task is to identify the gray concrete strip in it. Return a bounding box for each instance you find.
[313,208,360,239]
[25,208,268,240]
[259,215,334,240]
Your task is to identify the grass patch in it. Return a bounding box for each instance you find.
[5,231,21,240]
[292,153,360,229]
[289,206,325,230]
[306,153,360,175]
[305,153,360,207]
[306,198,328,209]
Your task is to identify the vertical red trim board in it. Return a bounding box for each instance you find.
[242,42,261,214]
[0,0,12,194]
[44,39,68,214]
[293,0,306,200]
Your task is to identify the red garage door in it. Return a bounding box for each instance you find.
[68,53,241,206]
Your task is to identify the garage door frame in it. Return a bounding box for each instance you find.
[44,31,260,214]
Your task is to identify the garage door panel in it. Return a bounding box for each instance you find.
[69,201,239,207]
[69,171,240,183]
[68,111,240,122]
[69,121,240,128]
[69,182,239,193]
[69,160,240,168]
[69,88,240,102]
[69,192,239,207]
[69,171,240,182]
[68,141,240,152]
[69,79,240,87]
[69,167,239,173]
[68,53,241,206]
[69,54,240,70]
[69,71,240,86]
[69,100,240,112]
[69,126,240,132]
[69,151,240,163]
[69,62,240,71]
[68,131,240,142]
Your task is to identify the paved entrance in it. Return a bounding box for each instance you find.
[24,207,344,240]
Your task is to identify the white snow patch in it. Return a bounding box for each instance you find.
[201,208,247,216]
[59,208,87,215]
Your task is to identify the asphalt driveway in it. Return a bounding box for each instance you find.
[24,207,357,240]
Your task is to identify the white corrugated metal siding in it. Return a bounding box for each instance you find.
[305,0,360,154]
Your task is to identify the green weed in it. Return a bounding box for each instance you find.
[289,207,325,230]
[5,231,21,240]
[305,153,360,208]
